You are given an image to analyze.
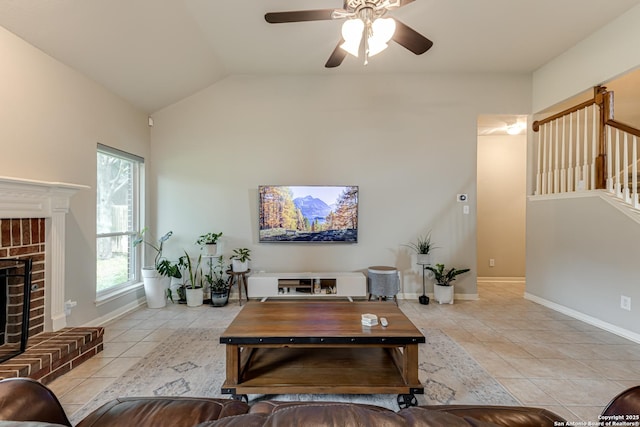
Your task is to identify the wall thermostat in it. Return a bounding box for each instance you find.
[457,194,468,202]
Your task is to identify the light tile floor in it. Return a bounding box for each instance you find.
[48,282,640,423]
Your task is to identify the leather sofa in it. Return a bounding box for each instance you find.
[0,378,249,427]
[0,377,638,427]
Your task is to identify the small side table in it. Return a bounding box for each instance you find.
[226,269,250,306]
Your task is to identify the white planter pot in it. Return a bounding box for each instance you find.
[416,254,431,265]
[141,268,169,308]
[185,287,203,307]
[434,283,454,304]
[232,259,248,273]
[204,244,218,256]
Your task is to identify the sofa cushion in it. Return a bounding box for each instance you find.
[199,402,502,426]
[0,378,71,426]
[416,405,566,427]
[0,422,68,427]
[76,397,250,427]
[601,385,640,418]
[248,400,395,415]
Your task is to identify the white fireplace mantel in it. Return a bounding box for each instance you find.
[0,176,89,331]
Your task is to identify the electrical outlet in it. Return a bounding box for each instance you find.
[489,259,495,267]
[621,295,631,311]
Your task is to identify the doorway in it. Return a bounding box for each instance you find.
[476,115,527,282]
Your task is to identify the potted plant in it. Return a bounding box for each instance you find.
[230,248,251,272]
[196,232,223,256]
[404,233,436,305]
[404,232,435,265]
[133,228,173,308]
[162,258,186,303]
[425,263,470,304]
[204,255,229,307]
[180,250,203,307]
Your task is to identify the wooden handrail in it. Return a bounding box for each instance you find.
[606,119,640,138]
[532,86,609,188]
[532,99,597,132]
[532,86,640,196]
[532,86,607,132]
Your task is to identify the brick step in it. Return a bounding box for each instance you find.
[0,327,103,384]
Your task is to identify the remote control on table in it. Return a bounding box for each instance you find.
[380,317,388,327]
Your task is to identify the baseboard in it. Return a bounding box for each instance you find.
[401,292,479,301]
[525,292,640,344]
[83,297,147,327]
[477,277,525,284]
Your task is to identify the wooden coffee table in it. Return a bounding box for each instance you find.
[220,300,425,407]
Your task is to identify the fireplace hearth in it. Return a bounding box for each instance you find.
[0,177,100,384]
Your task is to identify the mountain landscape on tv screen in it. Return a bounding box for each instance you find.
[293,195,331,224]
[258,185,358,243]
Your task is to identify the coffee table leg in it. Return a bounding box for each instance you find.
[226,344,240,386]
[403,344,420,386]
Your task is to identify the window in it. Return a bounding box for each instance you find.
[96,144,144,296]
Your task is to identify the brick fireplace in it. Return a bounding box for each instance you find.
[0,176,103,384]
[0,219,46,339]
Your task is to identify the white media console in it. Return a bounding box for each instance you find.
[247,272,367,301]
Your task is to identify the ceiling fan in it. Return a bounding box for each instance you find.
[265,0,433,68]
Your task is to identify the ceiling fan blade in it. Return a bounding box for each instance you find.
[265,9,339,23]
[381,0,415,10]
[392,19,433,55]
[325,39,348,68]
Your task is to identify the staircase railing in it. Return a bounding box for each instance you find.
[605,114,640,208]
[532,86,640,210]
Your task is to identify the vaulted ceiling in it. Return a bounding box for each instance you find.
[1,0,639,113]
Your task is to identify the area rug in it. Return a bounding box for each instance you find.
[70,327,519,423]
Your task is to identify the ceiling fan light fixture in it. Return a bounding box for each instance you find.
[506,122,526,135]
[368,17,396,57]
[265,0,433,68]
[341,18,365,57]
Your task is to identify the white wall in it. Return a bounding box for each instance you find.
[527,196,640,335]
[0,26,150,326]
[2,2,638,327]
[532,3,640,112]
[529,4,640,336]
[150,73,531,298]
[477,134,526,278]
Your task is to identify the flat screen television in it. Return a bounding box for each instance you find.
[258,185,358,243]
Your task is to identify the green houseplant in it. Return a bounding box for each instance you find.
[164,257,187,303]
[133,228,173,272]
[196,232,223,255]
[230,248,251,272]
[404,233,435,265]
[204,255,229,307]
[133,228,173,308]
[425,263,470,305]
[180,250,203,307]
